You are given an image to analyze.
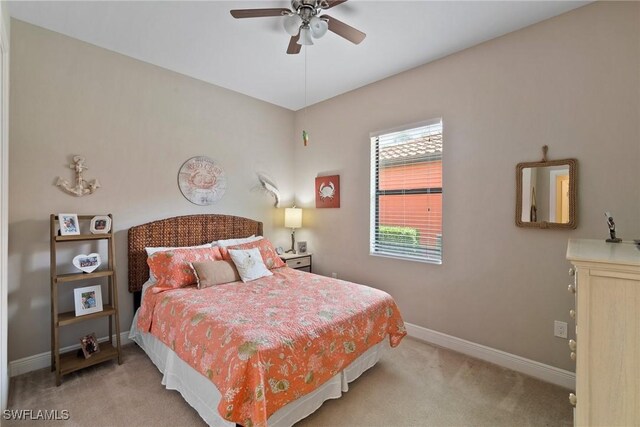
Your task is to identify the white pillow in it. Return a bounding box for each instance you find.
[145,243,211,280]
[228,248,273,282]
[214,235,263,247]
[145,243,211,257]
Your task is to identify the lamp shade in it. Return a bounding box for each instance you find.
[283,13,302,36]
[298,26,314,45]
[284,208,302,229]
[309,16,328,38]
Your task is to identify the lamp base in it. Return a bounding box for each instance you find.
[285,229,297,254]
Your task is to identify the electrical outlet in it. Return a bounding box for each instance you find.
[554,320,568,339]
[331,272,337,279]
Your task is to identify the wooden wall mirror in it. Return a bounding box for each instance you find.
[516,147,577,229]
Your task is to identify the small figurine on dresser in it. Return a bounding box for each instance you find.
[604,211,622,243]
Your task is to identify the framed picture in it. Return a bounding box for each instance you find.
[297,241,307,254]
[58,213,80,235]
[72,253,101,273]
[90,215,111,234]
[315,175,340,208]
[74,285,103,316]
[80,333,100,359]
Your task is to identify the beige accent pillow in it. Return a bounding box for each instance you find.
[190,260,241,289]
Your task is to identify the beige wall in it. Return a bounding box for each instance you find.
[8,20,295,361]
[292,2,640,372]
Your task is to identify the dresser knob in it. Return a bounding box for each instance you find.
[568,283,576,294]
[569,309,576,319]
[568,268,575,276]
[569,339,577,351]
[570,351,576,361]
[569,393,577,406]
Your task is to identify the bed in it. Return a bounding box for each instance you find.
[128,214,406,427]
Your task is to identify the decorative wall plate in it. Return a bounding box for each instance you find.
[72,253,102,273]
[178,156,227,205]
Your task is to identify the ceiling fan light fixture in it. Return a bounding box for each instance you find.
[283,13,302,36]
[309,16,328,38]
[298,26,314,45]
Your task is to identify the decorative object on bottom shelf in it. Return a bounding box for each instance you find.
[297,241,307,254]
[80,333,100,359]
[72,253,101,273]
[74,285,103,316]
[58,213,80,235]
[90,215,111,234]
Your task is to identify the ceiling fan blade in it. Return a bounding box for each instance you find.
[321,0,348,9]
[230,8,290,19]
[287,35,301,55]
[323,14,366,44]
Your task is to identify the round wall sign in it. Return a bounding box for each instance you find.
[177,156,227,205]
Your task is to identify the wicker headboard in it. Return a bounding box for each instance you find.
[128,214,263,294]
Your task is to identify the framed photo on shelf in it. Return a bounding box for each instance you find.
[79,333,100,359]
[90,215,111,234]
[74,285,103,316]
[297,241,307,254]
[72,253,101,273]
[58,213,80,236]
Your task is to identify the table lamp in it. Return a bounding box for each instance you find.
[284,207,302,253]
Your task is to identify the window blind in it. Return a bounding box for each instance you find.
[370,120,443,264]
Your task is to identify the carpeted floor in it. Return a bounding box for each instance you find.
[7,337,573,426]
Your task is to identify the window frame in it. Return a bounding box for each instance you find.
[369,119,443,264]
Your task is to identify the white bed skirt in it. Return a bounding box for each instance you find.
[129,311,390,427]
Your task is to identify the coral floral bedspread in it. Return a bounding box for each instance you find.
[137,267,406,427]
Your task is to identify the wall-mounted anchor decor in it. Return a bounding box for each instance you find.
[56,156,101,197]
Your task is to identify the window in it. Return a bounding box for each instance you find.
[370,120,443,264]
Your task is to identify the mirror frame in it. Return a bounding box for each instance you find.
[516,158,578,229]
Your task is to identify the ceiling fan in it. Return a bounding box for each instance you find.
[230,0,366,54]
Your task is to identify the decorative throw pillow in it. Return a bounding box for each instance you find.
[213,235,263,247]
[228,248,273,282]
[148,246,223,291]
[191,260,241,289]
[222,238,286,269]
[145,243,211,281]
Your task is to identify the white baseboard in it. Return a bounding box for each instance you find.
[405,322,576,390]
[9,331,130,378]
[10,325,575,389]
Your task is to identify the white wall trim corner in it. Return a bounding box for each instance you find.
[9,331,131,378]
[405,322,576,390]
[0,3,10,411]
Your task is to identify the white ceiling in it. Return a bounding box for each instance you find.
[8,1,589,111]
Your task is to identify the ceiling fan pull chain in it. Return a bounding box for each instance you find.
[303,46,309,147]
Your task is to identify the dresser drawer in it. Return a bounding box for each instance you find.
[286,256,310,269]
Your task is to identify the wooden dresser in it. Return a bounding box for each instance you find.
[566,239,640,426]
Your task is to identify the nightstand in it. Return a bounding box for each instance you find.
[280,252,312,273]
